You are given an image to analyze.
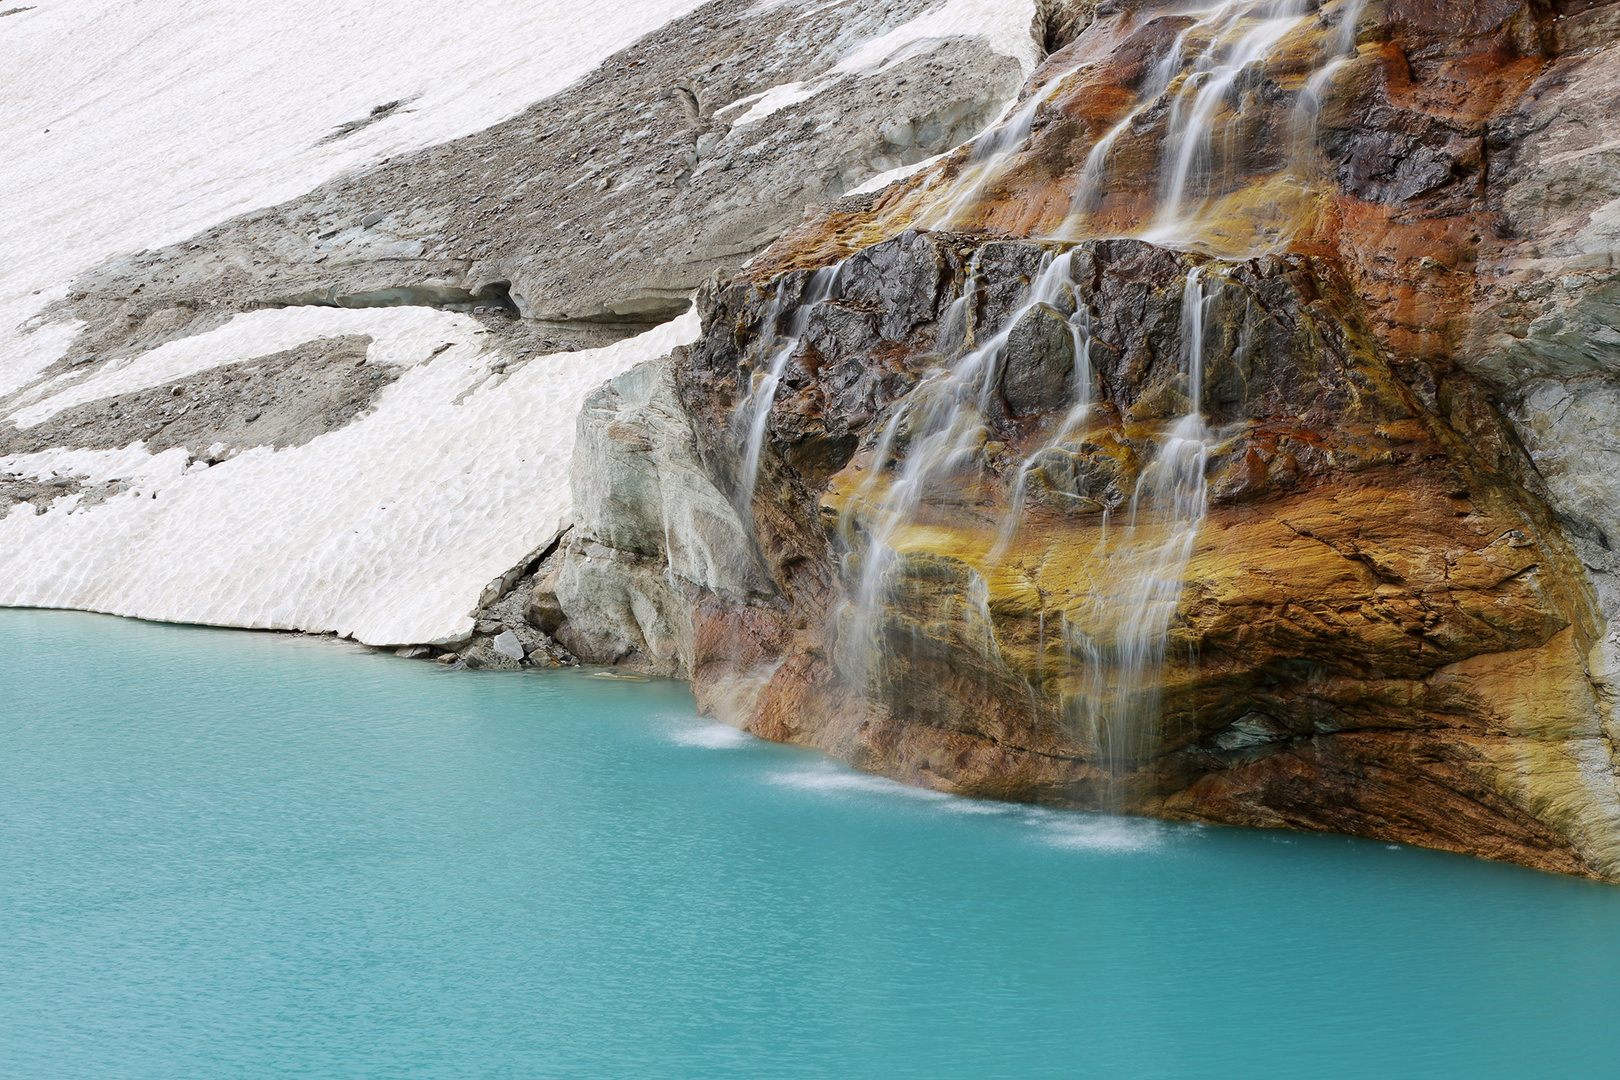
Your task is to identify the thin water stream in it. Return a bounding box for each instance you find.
[734,264,843,512]
[729,0,1372,797]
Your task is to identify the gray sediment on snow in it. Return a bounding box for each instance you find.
[25,0,1027,394]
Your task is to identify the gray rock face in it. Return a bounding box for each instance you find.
[1467,12,1620,655]
[553,356,766,676]
[1509,379,1620,654]
[0,335,388,459]
[1000,302,1075,415]
[1473,35,1620,385]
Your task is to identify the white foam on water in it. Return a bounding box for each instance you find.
[669,722,757,749]
[769,762,955,802]
[938,798,1018,816]
[767,762,1184,853]
[1022,809,1170,853]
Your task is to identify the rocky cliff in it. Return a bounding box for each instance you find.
[545,0,1620,879]
[5,0,1620,877]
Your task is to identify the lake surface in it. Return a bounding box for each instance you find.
[3,608,1619,1078]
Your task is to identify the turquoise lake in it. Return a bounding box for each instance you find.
[3,608,1619,1078]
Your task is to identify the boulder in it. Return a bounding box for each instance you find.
[492,630,525,661]
[1000,303,1075,416]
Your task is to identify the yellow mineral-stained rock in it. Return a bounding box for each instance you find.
[554,0,1620,880]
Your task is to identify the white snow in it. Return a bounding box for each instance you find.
[848,150,953,196]
[723,0,1037,128]
[9,307,451,429]
[0,0,705,371]
[725,81,827,128]
[0,310,699,645]
[831,0,1040,76]
[848,85,1030,197]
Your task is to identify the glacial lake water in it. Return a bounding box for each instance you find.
[4,609,1620,1079]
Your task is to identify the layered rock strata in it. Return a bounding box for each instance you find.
[548,0,1620,878]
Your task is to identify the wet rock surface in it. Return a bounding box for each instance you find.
[567,219,1620,879]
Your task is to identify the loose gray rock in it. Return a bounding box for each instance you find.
[460,641,520,670]
[492,630,525,661]
[0,335,392,459]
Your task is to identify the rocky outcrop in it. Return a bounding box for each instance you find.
[549,0,1620,879]
[556,232,1620,878]
[552,356,767,678]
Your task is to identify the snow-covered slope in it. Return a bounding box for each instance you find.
[0,0,704,347]
[0,0,1051,645]
[1,309,696,644]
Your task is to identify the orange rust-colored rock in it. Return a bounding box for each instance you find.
[556,0,1620,880]
[637,225,1620,879]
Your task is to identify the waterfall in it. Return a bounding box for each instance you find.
[1065,268,1214,805]
[734,264,842,512]
[918,63,1086,233]
[1290,0,1368,159]
[837,254,1218,797]
[1142,2,1311,245]
[902,0,1372,254]
[739,0,1371,804]
[839,252,1087,691]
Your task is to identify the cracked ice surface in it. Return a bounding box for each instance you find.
[0,309,700,645]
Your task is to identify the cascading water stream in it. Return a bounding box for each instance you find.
[1065,267,1215,804]
[840,253,1086,687]
[903,0,1373,253]
[918,62,1085,233]
[986,298,1096,568]
[1290,0,1368,158]
[1143,1,1310,244]
[737,0,1373,806]
[734,264,842,511]
[1063,25,1197,228]
[837,256,1219,804]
